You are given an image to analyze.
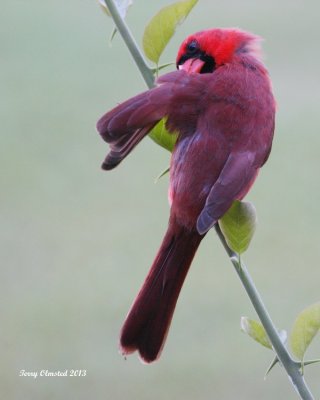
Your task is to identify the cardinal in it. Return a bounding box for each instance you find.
[97,28,275,363]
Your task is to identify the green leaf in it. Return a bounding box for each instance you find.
[241,317,272,349]
[142,0,198,64]
[290,302,320,360]
[148,119,177,152]
[99,0,132,19]
[218,200,257,254]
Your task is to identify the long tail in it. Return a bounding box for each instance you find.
[120,220,204,363]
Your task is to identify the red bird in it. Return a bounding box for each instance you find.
[97,28,275,363]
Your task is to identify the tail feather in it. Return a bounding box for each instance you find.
[120,222,204,363]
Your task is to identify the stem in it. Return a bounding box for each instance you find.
[103,0,154,89]
[215,224,314,400]
[102,1,315,398]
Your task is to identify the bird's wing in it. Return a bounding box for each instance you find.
[96,70,208,170]
[99,123,157,170]
[96,86,169,170]
[196,151,257,234]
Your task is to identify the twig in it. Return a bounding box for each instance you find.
[104,0,154,89]
[102,1,315,398]
[215,224,314,400]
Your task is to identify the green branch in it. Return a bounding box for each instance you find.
[103,0,154,89]
[215,224,314,400]
[102,1,315,399]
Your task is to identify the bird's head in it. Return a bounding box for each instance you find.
[176,28,262,74]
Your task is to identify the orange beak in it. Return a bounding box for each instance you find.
[178,58,205,73]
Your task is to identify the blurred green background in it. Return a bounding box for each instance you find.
[1,0,320,399]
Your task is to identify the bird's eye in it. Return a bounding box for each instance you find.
[187,40,199,54]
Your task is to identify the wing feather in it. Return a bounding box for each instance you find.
[96,83,175,169]
[196,152,257,234]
